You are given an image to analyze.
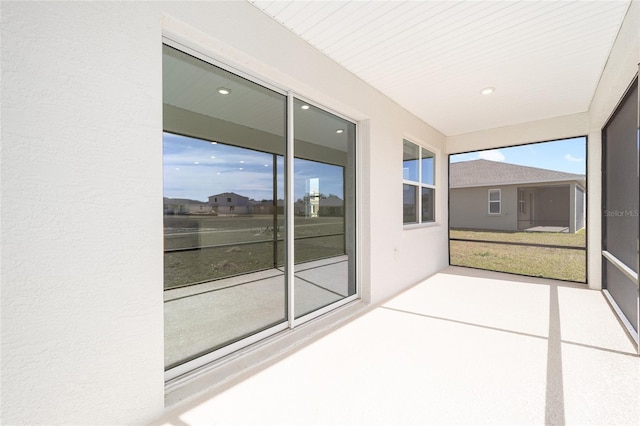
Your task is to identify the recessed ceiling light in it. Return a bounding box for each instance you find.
[210,142,217,145]
[480,87,495,95]
[336,129,344,134]
[217,88,231,95]
[301,105,310,110]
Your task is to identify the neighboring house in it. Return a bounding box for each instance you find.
[163,197,210,215]
[209,192,252,215]
[450,160,586,233]
[252,199,285,215]
[294,194,344,217]
[319,195,344,217]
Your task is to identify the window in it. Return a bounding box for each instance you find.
[488,189,501,214]
[403,139,436,225]
[163,43,357,379]
[518,189,526,214]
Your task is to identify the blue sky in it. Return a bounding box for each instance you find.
[163,133,344,201]
[449,137,586,175]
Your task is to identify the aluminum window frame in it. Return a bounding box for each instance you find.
[402,139,437,227]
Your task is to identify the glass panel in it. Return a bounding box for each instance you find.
[403,139,419,181]
[489,190,500,201]
[403,184,418,224]
[421,187,434,222]
[163,45,287,369]
[421,148,435,185]
[489,201,500,214]
[293,98,356,318]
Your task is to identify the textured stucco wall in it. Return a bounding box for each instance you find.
[1,2,166,424]
[1,1,448,423]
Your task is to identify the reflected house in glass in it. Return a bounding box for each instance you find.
[450,159,586,233]
[319,195,345,217]
[252,199,284,215]
[208,192,252,215]
[293,195,344,217]
[163,197,211,215]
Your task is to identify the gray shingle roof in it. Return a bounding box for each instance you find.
[450,159,585,188]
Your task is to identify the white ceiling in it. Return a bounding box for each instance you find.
[250,0,631,136]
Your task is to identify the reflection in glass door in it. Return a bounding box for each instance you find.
[293,99,357,319]
[162,43,358,378]
[162,45,288,372]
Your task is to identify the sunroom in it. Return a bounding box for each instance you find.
[1,1,639,425]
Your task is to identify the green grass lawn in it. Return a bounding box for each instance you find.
[449,229,586,283]
[450,228,585,247]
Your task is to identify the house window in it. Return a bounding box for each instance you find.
[403,139,436,225]
[162,43,357,379]
[489,189,501,214]
[518,189,526,214]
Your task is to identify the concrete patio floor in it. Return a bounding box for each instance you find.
[156,266,639,425]
[524,226,570,233]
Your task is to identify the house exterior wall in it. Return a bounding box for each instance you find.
[450,186,518,231]
[1,1,448,424]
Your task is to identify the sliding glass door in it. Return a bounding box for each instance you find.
[293,99,357,318]
[162,43,357,378]
[162,44,288,372]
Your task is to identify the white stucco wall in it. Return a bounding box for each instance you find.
[1,1,448,424]
[2,2,166,425]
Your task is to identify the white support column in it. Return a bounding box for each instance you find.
[587,130,603,290]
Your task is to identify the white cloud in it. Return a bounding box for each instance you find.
[565,154,584,162]
[478,150,505,162]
